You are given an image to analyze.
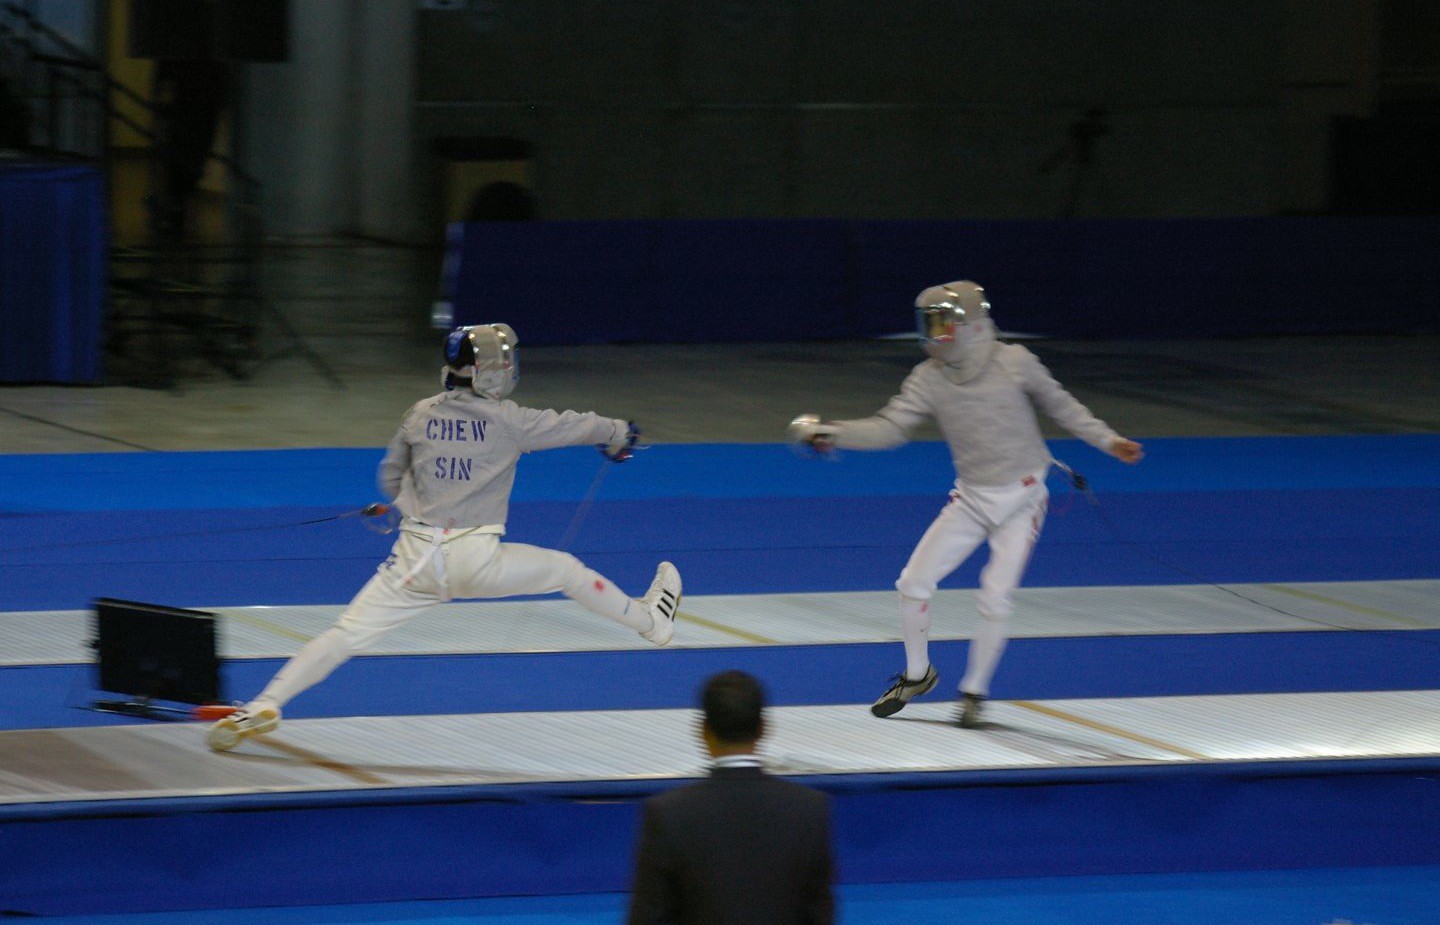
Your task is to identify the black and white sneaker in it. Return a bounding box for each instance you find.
[640,561,681,646]
[957,692,987,728]
[206,705,281,752]
[870,664,938,717]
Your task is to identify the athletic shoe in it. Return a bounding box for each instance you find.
[640,561,682,646]
[958,692,987,729]
[206,705,281,752]
[869,664,938,717]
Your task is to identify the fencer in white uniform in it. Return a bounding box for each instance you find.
[208,323,682,751]
[790,282,1142,727]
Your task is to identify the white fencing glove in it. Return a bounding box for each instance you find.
[787,414,837,456]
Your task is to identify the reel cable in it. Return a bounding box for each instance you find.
[0,503,396,558]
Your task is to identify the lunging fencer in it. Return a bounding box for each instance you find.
[789,281,1142,728]
[208,323,682,751]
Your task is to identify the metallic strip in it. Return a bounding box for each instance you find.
[676,609,777,645]
[256,739,391,786]
[1012,700,1210,761]
[1260,584,1430,628]
[225,610,314,644]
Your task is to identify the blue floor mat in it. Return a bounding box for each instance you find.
[6,439,1440,921]
[3,435,1439,610]
[3,482,1439,610]
[3,435,1438,730]
[23,865,1440,925]
[10,629,1440,730]
[4,435,1439,512]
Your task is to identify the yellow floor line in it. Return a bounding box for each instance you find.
[1261,584,1430,628]
[257,738,391,785]
[223,607,779,649]
[223,611,314,644]
[677,610,778,645]
[1012,700,1211,761]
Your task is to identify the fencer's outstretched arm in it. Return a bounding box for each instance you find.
[513,405,631,453]
[1016,346,1138,459]
[807,368,932,450]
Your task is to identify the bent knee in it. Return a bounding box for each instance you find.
[975,591,1013,623]
[551,553,599,593]
[896,571,937,600]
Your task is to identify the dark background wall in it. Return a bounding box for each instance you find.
[402,0,1439,343]
[410,0,1350,226]
[222,0,1440,241]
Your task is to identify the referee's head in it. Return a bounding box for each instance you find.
[700,670,766,752]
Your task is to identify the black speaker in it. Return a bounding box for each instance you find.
[129,0,288,62]
[1331,112,1440,215]
[92,597,222,717]
[129,0,212,60]
[213,0,288,63]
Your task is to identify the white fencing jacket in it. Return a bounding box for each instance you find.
[829,343,1119,487]
[379,390,628,530]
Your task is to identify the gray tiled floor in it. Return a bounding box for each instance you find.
[7,690,1440,804]
[7,580,1439,666]
[2,242,1438,453]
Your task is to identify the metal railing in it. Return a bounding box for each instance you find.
[1,1,262,230]
[0,1,329,389]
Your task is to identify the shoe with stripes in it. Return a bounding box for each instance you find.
[870,664,938,717]
[206,705,281,752]
[640,561,682,646]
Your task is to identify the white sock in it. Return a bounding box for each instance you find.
[959,615,1007,697]
[899,594,933,680]
[253,626,354,710]
[565,568,651,632]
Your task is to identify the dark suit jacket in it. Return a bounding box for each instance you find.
[627,765,835,925]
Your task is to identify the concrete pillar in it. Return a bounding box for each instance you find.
[240,0,418,240]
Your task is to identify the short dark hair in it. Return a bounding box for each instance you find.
[701,670,765,743]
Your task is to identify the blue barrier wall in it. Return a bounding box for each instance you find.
[0,161,107,384]
[448,217,1440,343]
[5,759,1439,916]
